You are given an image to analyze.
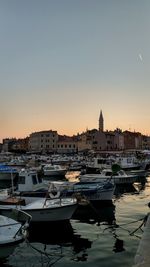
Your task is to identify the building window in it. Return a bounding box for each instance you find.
[93,141,97,145]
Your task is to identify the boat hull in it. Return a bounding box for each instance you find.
[0,214,26,258]
[60,181,115,202]
[71,188,114,201]
[80,174,137,185]
[0,199,78,222]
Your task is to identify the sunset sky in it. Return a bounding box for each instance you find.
[0,0,150,142]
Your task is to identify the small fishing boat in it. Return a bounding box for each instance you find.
[43,164,67,178]
[0,210,31,258]
[0,168,78,223]
[0,194,78,223]
[48,179,115,203]
[80,168,138,185]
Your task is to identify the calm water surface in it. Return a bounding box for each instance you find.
[0,172,150,267]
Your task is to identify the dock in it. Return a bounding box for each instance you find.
[133,212,150,267]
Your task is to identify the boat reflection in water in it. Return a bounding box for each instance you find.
[114,179,146,199]
[72,201,116,226]
[2,220,92,267]
[26,203,116,264]
[27,220,92,263]
[72,202,126,254]
[28,220,90,246]
[5,203,116,266]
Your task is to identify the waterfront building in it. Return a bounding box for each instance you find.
[105,131,116,150]
[123,131,142,150]
[29,130,58,153]
[114,129,125,150]
[91,130,106,151]
[11,138,29,153]
[141,135,150,150]
[77,131,93,152]
[134,133,142,150]
[57,135,77,154]
[1,109,149,154]
[2,138,17,152]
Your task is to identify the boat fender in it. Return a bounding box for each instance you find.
[48,183,60,199]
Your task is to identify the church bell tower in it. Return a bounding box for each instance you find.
[99,110,104,132]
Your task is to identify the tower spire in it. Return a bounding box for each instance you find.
[99,110,104,132]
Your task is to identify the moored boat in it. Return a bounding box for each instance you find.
[0,194,78,223]
[0,210,31,258]
[79,168,138,185]
[43,164,67,178]
[48,179,115,203]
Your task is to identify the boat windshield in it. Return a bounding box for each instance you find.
[38,176,42,183]
[105,172,112,176]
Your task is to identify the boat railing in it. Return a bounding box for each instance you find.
[10,208,32,223]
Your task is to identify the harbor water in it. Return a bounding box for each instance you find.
[0,172,150,267]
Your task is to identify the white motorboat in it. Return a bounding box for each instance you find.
[43,164,67,178]
[0,210,31,258]
[127,169,147,178]
[86,157,114,173]
[0,168,78,222]
[0,195,78,223]
[48,180,115,203]
[115,156,141,171]
[80,169,138,185]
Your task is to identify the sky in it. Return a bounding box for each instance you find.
[0,0,150,142]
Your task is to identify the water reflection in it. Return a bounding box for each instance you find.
[72,202,116,226]
[72,202,128,254]
[73,202,127,254]
[29,220,92,257]
[114,180,146,199]
[29,221,90,246]
[3,220,92,266]
[113,238,125,253]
